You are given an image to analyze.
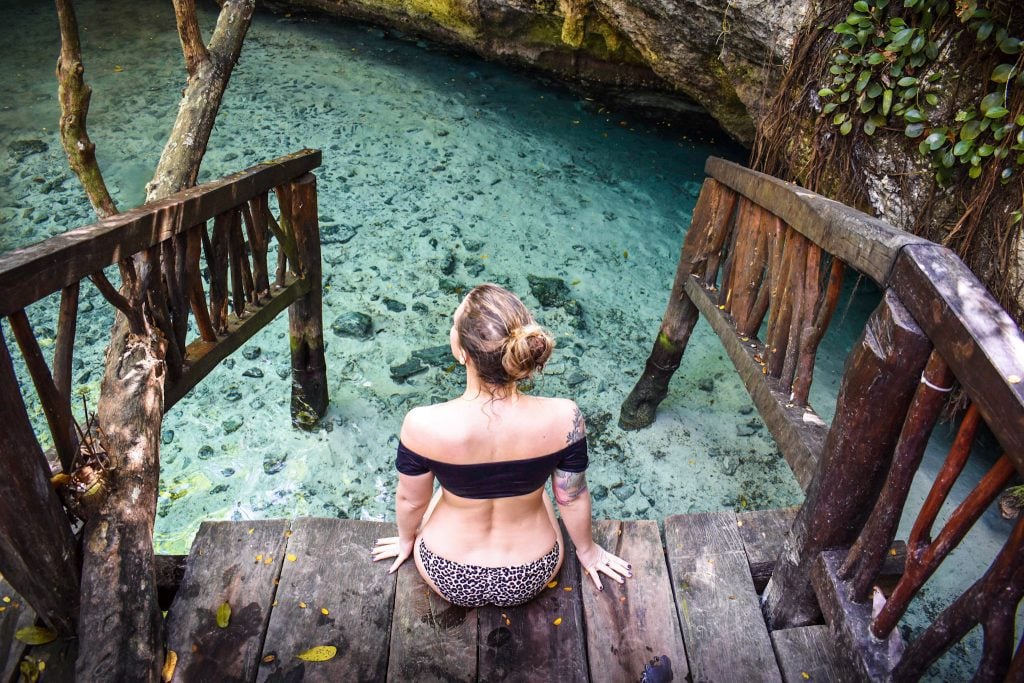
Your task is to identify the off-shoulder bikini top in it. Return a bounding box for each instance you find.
[395,438,588,500]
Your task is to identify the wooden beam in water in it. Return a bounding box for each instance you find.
[683,276,826,491]
[164,275,309,410]
[704,157,931,285]
[0,149,321,317]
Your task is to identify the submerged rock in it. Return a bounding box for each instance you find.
[383,297,407,312]
[331,311,373,338]
[264,453,287,475]
[527,275,570,308]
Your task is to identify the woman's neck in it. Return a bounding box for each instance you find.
[462,366,519,404]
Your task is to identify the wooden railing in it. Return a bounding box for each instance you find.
[622,157,1024,680]
[0,149,327,635]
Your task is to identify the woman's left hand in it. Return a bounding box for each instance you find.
[576,543,631,591]
[371,536,415,574]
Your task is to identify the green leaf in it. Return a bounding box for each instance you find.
[889,28,915,49]
[910,35,926,53]
[978,144,995,157]
[867,82,883,98]
[918,140,931,154]
[854,0,869,11]
[867,52,885,65]
[904,108,925,123]
[834,23,855,35]
[833,112,849,125]
[847,12,868,25]
[925,41,939,60]
[15,627,57,646]
[903,0,918,8]
[823,102,839,114]
[906,122,926,137]
[1001,167,1013,181]
[977,21,994,42]
[860,98,875,113]
[961,120,982,140]
[942,150,955,168]
[855,71,871,93]
[217,601,231,629]
[991,63,1016,83]
[953,139,973,156]
[925,93,939,106]
[968,164,983,179]
[840,120,853,135]
[928,72,943,83]
[999,37,1021,55]
[882,89,893,115]
[986,106,1010,119]
[889,17,906,27]
[1016,114,1024,126]
[925,132,946,150]
[903,87,919,100]
[863,119,877,135]
[980,92,1005,114]
[818,88,835,97]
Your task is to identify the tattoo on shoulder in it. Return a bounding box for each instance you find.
[566,406,585,444]
[554,469,588,505]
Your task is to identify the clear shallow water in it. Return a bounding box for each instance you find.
[0,0,1012,677]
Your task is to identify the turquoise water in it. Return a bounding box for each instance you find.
[0,0,1012,677]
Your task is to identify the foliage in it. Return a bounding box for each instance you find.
[819,0,1024,196]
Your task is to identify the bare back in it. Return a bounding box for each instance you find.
[401,394,579,566]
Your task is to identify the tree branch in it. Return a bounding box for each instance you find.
[171,0,209,76]
[55,0,118,219]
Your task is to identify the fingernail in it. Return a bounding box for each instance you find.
[599,586,603,591]
[627,564,632,570]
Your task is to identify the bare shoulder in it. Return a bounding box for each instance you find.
[400,402,464,453]
[534,397,585,444]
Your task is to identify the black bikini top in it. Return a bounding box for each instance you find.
[395,438,588,499]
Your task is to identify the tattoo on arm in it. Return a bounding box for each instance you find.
[566,406,585,444]
[554,469,588,505]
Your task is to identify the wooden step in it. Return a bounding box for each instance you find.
[770,625,850,683]
[666,511,783,682]
[737,508,799,593]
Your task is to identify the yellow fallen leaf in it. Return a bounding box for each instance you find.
[296,645,337,662]
[3,596,10,603]
[801,673,810,680]
[321,608,329,615]
[216,602,231,628]
[162,650,178,682]
[287,554,297,562]
[284,529,293,537]
[113,65,124,72]
[264,556,273,565]
[299,602,307,609]
[553,617,562,626]
[546,580,558,589]
[15,626,57,645]
[263,654,276,663]
[255,554,263,562]
[248,528,254,534]
[563,587,572,592]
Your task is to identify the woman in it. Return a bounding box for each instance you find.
[372,283,630,607]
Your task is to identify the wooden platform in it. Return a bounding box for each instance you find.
[148,508,848,682]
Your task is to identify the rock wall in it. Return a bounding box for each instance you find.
[262,0,812,144]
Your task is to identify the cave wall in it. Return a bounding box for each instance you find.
[261,0,813,145]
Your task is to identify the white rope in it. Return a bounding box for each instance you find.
[921,373,954,393]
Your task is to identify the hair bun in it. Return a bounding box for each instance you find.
[502,323,555,382]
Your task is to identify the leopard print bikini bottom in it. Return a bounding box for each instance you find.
[418,539,560,608]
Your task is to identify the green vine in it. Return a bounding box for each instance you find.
[820,0,1023,197]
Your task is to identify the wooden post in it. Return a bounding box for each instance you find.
[281,174,328,429]
[0,328,79,634]
[762,290,931,628]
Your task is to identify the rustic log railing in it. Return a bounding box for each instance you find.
[0,149,327,637]
[622,157,1024,680]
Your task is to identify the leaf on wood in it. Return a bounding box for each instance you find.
[162,650,178,682]
[296,645,337,662]
[216,601,231,628]
[14,626,57,645]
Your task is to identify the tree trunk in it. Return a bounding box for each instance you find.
[61,1,256,680]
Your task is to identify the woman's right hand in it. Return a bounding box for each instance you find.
[371,536,415,574]
[576,542,631,591]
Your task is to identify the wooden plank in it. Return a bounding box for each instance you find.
[891,244,1024,472]
[582,520,688,682]
[386,563,476,683]
[256,519,398,682]
[684,277,826,490]
[0,149,321,316]
[0,578,35,681]
[705,157,931,286]
[165,520,289,682]
[665,512,782,683]
[770,625,851,683]
[811,550,902,682]
[478,522,587,682]
[737,508,799,592]
[164,275,308,409]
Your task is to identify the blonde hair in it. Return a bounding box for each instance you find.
[457,283,554,389]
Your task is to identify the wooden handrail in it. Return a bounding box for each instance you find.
[0,148,321,317]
